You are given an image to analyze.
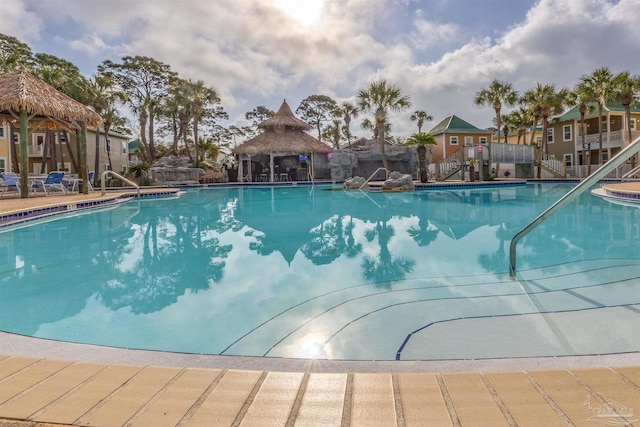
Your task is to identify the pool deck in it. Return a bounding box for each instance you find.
[2,186,640,426]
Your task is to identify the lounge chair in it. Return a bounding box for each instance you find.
[0,172,20,197]
[32,171,67,196]
[66,171,94,192]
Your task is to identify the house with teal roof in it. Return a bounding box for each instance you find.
[426,115,492,164]
[546,102,640,176]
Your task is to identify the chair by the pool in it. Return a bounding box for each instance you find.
[32,171,66,196]
[66,171,94,192]
[0,172,21,197]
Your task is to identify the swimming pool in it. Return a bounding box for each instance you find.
[1,182,639,361]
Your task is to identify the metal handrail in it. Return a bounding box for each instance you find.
[622,164,640,180]
[509,135,640,278]
[360,167,389,189]
[101,170,141,198]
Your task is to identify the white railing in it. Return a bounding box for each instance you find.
[541,153,565,177]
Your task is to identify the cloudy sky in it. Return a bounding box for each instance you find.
[1,0,638,141]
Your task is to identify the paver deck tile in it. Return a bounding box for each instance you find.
[614,366,640,387]
[0,359,71,407]
[129,368,222,427]
[0,362,104,420]
[76,366,181,427]
[485,371,564,427]
[184,369,263,426]
[572,368,640,425]
[32,365,143,425]
[294,373,346,427]
[441,372,509,427]
[350,373,397,427]
[0,357,40,381]
[240,371,304,427]
[396,373,452,427]
[528,369,593,426]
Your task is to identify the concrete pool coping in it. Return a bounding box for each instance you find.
[3,183,640,426]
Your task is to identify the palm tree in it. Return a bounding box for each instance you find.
[357,80,411,170]
[322,118,343,149]
[568,84,596,175]
[410,110,433,134]
[184,79,220,167]
[522,83,570,178]
[406,132,436,182]
[613,71,640,167]
[474,79,519,143]
[507,107,532,145]
[333,102,359,147]
[578,67,615,165]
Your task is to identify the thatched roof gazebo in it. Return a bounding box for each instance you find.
[233,100,332,182]
[0,68,102,197]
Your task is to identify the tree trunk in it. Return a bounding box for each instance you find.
[598,105,604,165]
[417,146,427,183]
[94,130,101,178]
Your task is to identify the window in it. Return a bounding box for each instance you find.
[535,136,542,145]
[121,141,127,154]
[105,138,112,153]
[0,124,5,139]
[57,162,71,172]
[32,133,45,154]
[0,157,6,172]
[563,125,572,141]
[464,136,474,146]
[12,132,19,143]
[563,154,573,167]
[601,120,608,132]
[121,164,127,173]
[547,128,554,144]
[632,118,637,130]
[105,163,112,171]
[479,137,487,144]
[450,136,459,145]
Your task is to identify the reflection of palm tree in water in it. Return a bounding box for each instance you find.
[100,205,232,314]
[478,222,512,274]
[361,220,415,290]
[301,215,363,265]
[407,216,438,247]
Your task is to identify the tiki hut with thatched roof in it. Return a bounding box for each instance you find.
[233,100,332,182]
[0,68,102,196]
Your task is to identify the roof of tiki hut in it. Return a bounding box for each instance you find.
[258,100,312,131]
[0,68,102,130]
[234,100,332,155]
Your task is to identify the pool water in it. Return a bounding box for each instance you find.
[1,182,640,361]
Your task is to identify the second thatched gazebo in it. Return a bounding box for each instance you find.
[233,100,332,182]
[0,68,102,197]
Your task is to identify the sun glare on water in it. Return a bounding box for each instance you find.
[273,0,324,26]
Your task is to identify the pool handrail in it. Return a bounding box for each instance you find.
[101,170,141,198]
[509,135,640,278]
[360,167,390,189]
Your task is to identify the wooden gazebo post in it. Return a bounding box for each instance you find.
[19,110,29,198]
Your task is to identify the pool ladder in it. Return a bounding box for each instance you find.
[360,168,390,189]
[509,135,640,278]
[100,170,141,198]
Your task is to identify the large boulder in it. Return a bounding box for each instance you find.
[381,171,415,192]
[343,176,368,189]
